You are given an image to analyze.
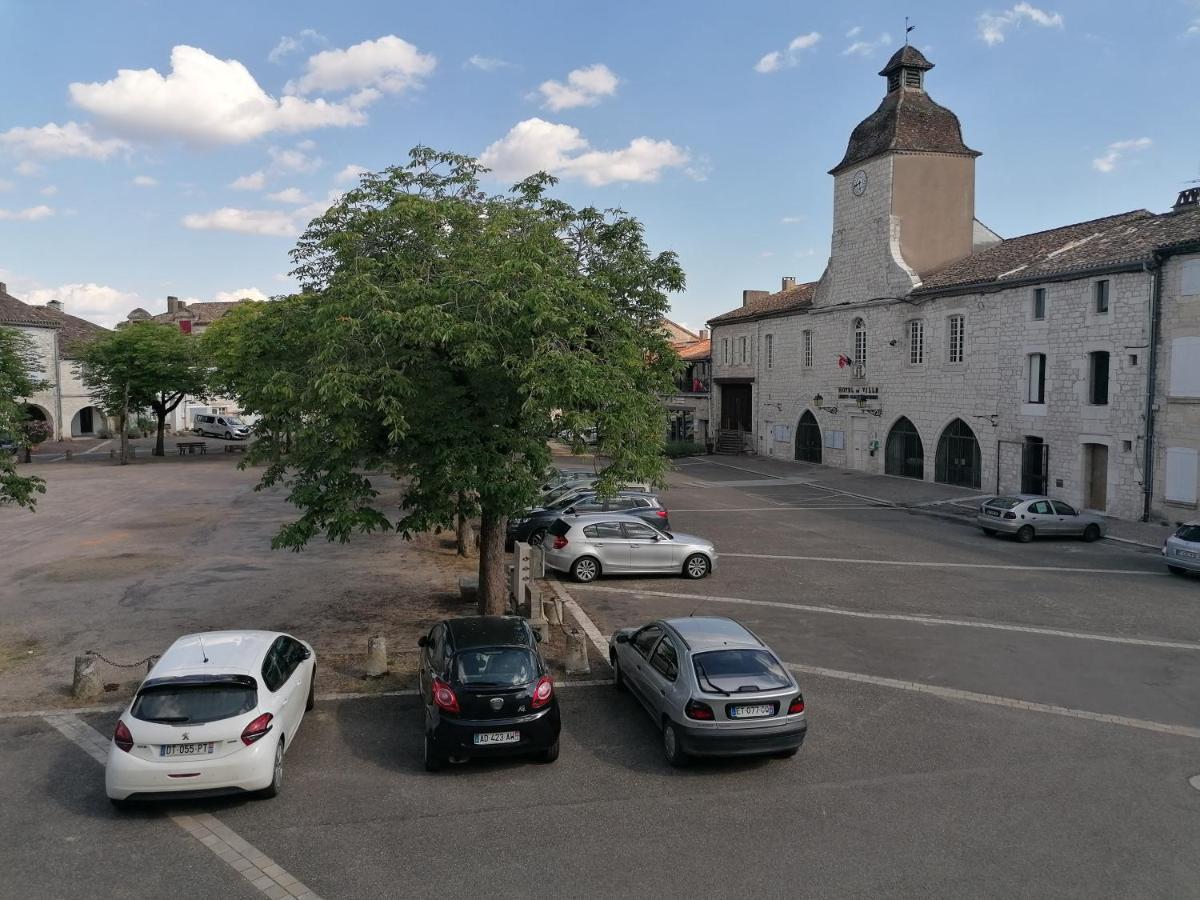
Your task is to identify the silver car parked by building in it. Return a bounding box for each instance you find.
[609,617,807,766]
[541,513,716,582]
[1162,522,1200,575]
[977,495,1106,543]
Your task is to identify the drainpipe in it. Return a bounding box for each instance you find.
[1140,253,1163,522]
[51,328,63,440]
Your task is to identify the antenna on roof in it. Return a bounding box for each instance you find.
[198,635,210,664]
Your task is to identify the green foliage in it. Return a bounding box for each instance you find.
[664,440,705,458]
[0,326,48,508]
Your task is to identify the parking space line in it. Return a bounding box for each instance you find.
[548,579,611,663]
[784,663,1200,740]
[669,505,891,512]
[567,585,1200,651]
[43,714,322,900]
[722,551,1161,576]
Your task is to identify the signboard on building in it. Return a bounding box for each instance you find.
[837,386,880,400]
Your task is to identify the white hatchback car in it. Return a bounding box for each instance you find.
[105,631,316,805]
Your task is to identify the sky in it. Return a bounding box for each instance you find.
[0,0,1198,330]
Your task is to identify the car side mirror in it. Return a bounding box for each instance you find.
[652,534,661,542]
[417,635,429,648]
[615,633,630,644]
[565,507,576,515]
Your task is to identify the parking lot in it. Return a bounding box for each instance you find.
[3,455,1199,898]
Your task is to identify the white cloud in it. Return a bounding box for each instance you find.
[132,175,158,187]
[15,161,42,177]
[466,55,512,72]
[0,205,53,221]
[781,215,805,224]
[267,187,309,204]
[268,144,321,174]
[288,34,436,96]
[1187,19,1200,36]
[978,3,1064,45]
[1092,137,1152,173]
[69,45,368,145]
[846,26,863,38]
[268,29,326,64]
[755,32,822,73]
[40,185,58,196]
[182,207,298,236]
[230,171,266,191]
[334,163,368,184]
[536,64,619,111]
[0,121,129,160]
[214,287,270,302]
[480,118,689,186]
[24,282,139,327]
[843,33,892,56]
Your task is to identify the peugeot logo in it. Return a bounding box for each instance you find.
[489,697,504,710]
[181,732,190,741]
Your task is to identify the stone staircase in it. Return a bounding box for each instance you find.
[715,429,748,455]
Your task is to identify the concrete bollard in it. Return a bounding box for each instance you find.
[543,598,564,626]
[64,450,73,460]
[365,635,388,678]
[71,654,102,701]
[458,576,478,602]
[531,618,550,644]
[565,628,590,676]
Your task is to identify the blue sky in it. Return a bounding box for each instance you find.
[0,0,1197,329]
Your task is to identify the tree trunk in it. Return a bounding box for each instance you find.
[476,509,508,616]
[154,404,166,457]
[455,511,474,557]
[119,382,130,466]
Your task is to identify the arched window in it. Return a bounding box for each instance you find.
[853,318,867,373]
[935,419,981,488]
[795,411,822,463]
[885,417,924,479]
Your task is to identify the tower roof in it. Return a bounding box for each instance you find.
[879,45,934,76]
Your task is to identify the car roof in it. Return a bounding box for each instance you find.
[564,512,661,525]
[446,616,532,650]
[153,630,282,678]
[662,616,762,651]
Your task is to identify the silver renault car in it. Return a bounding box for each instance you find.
[541,513,716,582]
[609,617,807,766]
[977,495,1105,543]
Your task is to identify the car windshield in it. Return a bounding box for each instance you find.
[986,497,1023,509]
[1175,525,1200,543]
[550,491,591,510]
[131,678,257,724]
[693,649,790,692]
[226,418,245,427]
[454,648,536,686]
[544,484,591,505]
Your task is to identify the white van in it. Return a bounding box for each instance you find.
[193,414,251,440]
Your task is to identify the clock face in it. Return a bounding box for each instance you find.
[851,170,868,196]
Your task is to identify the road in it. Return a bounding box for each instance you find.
[2,456,1198,898]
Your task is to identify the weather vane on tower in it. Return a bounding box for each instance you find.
[905,17,915,45]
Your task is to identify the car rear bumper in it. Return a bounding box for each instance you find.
[1163,550,1200,572]
[430,706,561,758]
[105,740,275,801]
[676,719,807,758]
[976,514,1022,534]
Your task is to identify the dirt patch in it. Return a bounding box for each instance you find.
[16,553,175,584]
[0,638,44,675]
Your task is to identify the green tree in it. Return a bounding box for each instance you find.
[76,322,208,462]
[0,326,48,508]
[221,147,683,614]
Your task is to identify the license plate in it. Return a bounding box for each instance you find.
[473,731,520,745]
[730,704,774,719]
[160,742,215,757]
[1178,549,1199,560]
[986,508,1001,517]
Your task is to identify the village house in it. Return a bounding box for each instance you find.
[707,46,1200,523]
[661,319,712,448]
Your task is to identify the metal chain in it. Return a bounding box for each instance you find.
[86,650,160,669]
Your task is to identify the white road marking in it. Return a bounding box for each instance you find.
[680,458,782,479]
[83,440,113,455]
[721,551,1161,576]
[567,584,1200,651]
[784,662,1200,740]
[43,714,322,899]
[669,505,890,512]
[1189,774,1200,792]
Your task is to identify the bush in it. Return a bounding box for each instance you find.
[664,440,705,458]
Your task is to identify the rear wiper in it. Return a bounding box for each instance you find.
[694,661,730,696]
[141,716,189,723]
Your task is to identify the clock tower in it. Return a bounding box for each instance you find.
[815,46,980,308]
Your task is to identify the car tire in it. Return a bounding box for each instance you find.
[305,668,316,711]
[1082,524,1101,543]
[774,747,800,759]
[1168,565,1186,576]
[528,527,548,548]
[663,721,689,768]
[683,554,710,580]
[572,556,600,583]
[981,527,997,537]
[109,797,132,811]
[260,739,284,798]
[1016,525,1035,543]
[612,655,626,691]
[537,739,560,764]
[423,734,444,773]
[224,431,232,440]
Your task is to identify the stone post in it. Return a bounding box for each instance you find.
[71,654,102,701]
[365,635,388,678]
[565,629,590,676]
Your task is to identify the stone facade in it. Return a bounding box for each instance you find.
[1152,251,1200,520]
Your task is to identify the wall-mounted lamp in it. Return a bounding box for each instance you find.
[972,414,1000,427]
[812,393,838,415]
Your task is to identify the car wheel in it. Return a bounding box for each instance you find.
[305,668,316,711]
[572,556,600,583]
[612,654,626,691]
[528,527,548,548]
[109,797,132,811]
[1168,565,1186,576]
[1082,524,1101,543]
[423,734,444,773]
[981,527,997,537]
[774,747,800,759]
[663,721,689,768]
[224,431,232,440]
[260,739,284,798]
[537,739,560,764]
[1016,525,1035,543]
[683,554,710,579]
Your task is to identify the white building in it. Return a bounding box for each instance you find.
[708,46,1200,523]
[0,283,110,440]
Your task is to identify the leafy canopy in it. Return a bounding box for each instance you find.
[0,326,48,508]
[76,322,207,418]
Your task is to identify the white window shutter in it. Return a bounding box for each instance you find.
[1182,259,1200,297]
[1168,337,1200,397]
[1165,447,1199,504]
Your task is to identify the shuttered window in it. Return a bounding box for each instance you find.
[1165,448,1199,504]
[1169,337,1200,397]
[909,320,924,365]
[1027,353,1046,404]
[1089,351,1110,405]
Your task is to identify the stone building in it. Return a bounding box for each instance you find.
[0,283,110,440]
[661,319,712,447]
[707,46,1200,522]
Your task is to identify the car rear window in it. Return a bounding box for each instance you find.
[1175,525,1200,543]
[693,649,790,693]
[454,648,536,686]
[131,677,257,724]
[548,518,571,537]
[986,497,1023,509]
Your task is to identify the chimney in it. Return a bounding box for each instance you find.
[781,276,797,292]
[166,295,180,314]
[743,289,769,306]
[699,328,710,341]
[0,281,6,295]
[1174,187,1200,211]
[46,299,63,311]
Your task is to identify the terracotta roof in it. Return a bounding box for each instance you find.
[141,301,246,325]
[0,289,57,328]
[677,338,711,361]
[879,45,934,76]
[912,207,1200,296]
[831,87,980,175]
[0,290,108,357]
[708,281,818,325]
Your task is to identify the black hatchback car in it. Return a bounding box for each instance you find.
[418,616,561,771]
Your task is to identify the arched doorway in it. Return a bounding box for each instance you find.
[935,418,981,488]
[21,404,52,445]
[794,411,821,463]
[71,406,101,437]
[885,417,924,479]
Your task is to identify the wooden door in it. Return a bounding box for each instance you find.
[1085,444,1108,511]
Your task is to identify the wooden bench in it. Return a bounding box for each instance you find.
[224,443,247,454]
[177,441,207,455]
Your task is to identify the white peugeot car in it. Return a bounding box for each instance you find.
[105,631,316,805]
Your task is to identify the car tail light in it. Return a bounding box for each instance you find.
[113,719,134,753]
[788,694,806,715]
[432,678,460,714]
[532,675,554,709]
[656,509,668,518]
[552,535,568,550]
[1003,511,1017,520]
[240,712,274,745]
[685,700,714,720]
